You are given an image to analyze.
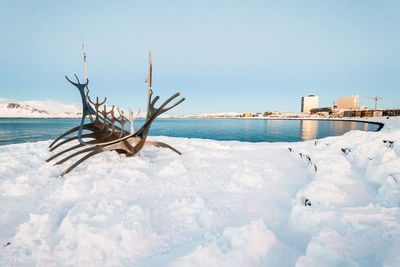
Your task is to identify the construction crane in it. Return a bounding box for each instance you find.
[364,96,383,110]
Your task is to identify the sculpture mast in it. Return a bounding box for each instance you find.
[145,51,152,119]
[82,39,87,82]
[82,39,89,107]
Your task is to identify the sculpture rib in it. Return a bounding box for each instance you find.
[54,146,99,166]
[143,140,182,155]
[49,123,94,148]
[50,133,97,152]
[46,143,85,162]
[60,148,105,177]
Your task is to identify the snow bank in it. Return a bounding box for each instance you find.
[170,220,278,267]
[0,119,399,266]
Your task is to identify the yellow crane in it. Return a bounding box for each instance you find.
[364,96,383,110]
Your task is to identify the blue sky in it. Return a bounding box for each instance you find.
[0,0,399,114]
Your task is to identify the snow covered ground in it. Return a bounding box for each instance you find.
[0,119,399,266]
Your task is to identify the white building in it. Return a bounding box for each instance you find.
[301,95,319,113]
[337,95,359,110]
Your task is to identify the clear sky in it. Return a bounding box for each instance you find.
[0,0,399,114]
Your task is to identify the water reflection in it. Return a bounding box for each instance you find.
[333,121,343,135]
[300,120,318,140]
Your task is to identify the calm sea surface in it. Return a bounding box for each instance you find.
[0,118,380,145]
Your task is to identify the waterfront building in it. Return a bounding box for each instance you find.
[343,110,358,117]
[301,95,319,113]
[310,107,332,114]
[342,109,395,118]
[242,112,253,117]
[337,95,359,109]
[383,109,400,116]
[263,111,283,117]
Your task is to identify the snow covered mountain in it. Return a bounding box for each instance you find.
[0,99,82,118]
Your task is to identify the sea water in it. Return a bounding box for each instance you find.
[0,118,380,146]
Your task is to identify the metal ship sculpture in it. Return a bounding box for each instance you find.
[47,50,185,176]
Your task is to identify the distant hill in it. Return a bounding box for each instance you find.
[0,99,82,118]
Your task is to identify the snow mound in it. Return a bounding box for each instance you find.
[171,220,278,267]
[0,119,400,266]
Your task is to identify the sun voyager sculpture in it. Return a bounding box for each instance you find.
[47,50,185,176]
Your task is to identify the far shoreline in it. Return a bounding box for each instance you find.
[0,116,387,131]
[228,117,386,131]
